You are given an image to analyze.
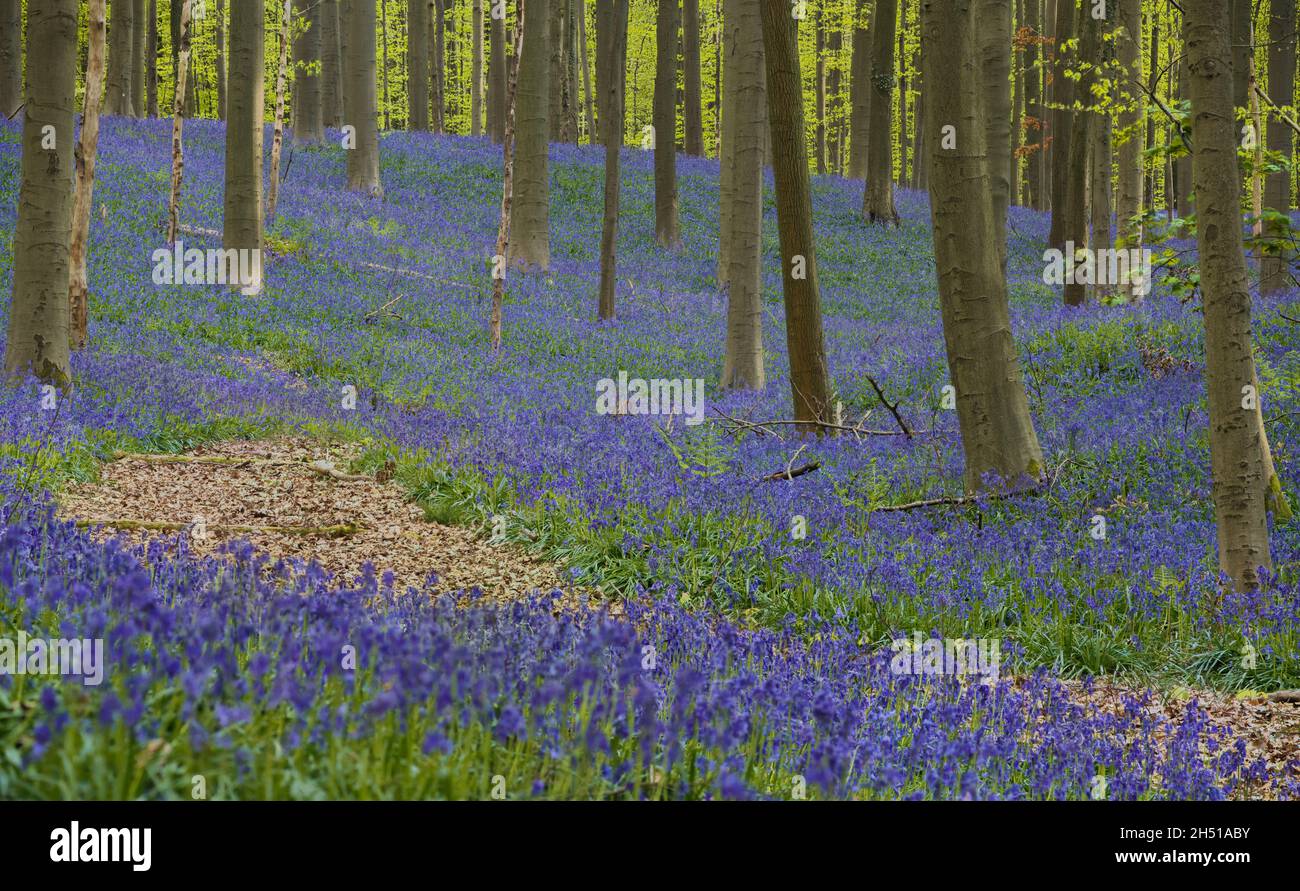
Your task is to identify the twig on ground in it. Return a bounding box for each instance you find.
[77,518,359,537]
[864,375,914,438]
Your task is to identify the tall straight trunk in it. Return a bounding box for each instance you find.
[720,0,765,390]
[70,0,107,351]
[488,4,505,140]
[106,0,134,116]
[1024,0,1043,209]
[760,0,835,434]
[5,0,77,385]
[1115,0,1142,249]
[0,0,19,118]
[597,0,630,320]
[268,0,292,221]
[409,0,430,129]
[345,0,382,195]
[1090,108,1113,297]
[132,0,147,117]
[166,0,192,244]
[1175,49,1192,216]
[224,0,264,293]
[294,0,324,142]
[897,8,907,185]
[432,0,445,133]
[1260,0,1296,294]
[321,0,342,126]
[1046,0,1074,247]
[829,19,843,173]
[512,0,550,269]
[147,0,158,117]
[815,10,826,174]
[548,0,564,139]
[1230,0,1251,112]
[863,0,898,224]
[847,0,869,179]
[922,0,1044,489]
[1062,0,1100,306]
[654,0,681,247]
[379,0,392,129]
[716,0,738,285]
[1185,0,1273,591]
[489,1,525,349]
[578,0,595,141]
[471,0,483,136]
[911,64,925,189]
[1009,0,1020,203]
[682,0,703,155]
[215,0,227,119]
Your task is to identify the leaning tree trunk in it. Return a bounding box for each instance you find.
[863,0,898,225]
[760,0,835,434]
[1185,0,1273,591]
[131,0,147,117]
[1046,0,1074,247]
[921,0,1044,491]
[69,0,107,351]
[1115,0,1142,252]
[720,0,765,391]
[223,0,265,293]
[511,0,551,270]
[597,0,629,320]
[979,0,1011,266]
[409,0,430,130]
[1062,0,1100,306]
[4,0,77,385]
[1260,0,1296,294]
[0,0,20,118]
[105,0,134,116]
[847,0,870,180]
[682,0,704,155]
[345,0,382,196]
[294,0,324,143]
[489,3,506,141]
[654,0,681,248]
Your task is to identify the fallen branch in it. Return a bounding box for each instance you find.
[864,375,913,438]
[306,460,370,482]
[710,409,924,440]
[76,518,359,538]
[1268,690,1300,704]
[762,461,821,482]
[111,451,270,466]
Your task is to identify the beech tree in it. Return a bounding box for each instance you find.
[0,0,19,118]
[1260,0,1296,294]
[106,0,135,116]
[294,0,325,144]
[1115,0,1143,250]
[921,0,1044,490]
[512,0,550,269]
[4,0,77,385]
[979,0,1011,263]
[223,0,265,293]
[409,0,430,131]
[863,0,898,225]
[848,0,869,180]
[1046,0,1074,248]
[70,0,108,351]
[682,0,704,156]
[1184,0,1272,591]
[345,0,382,197]
[654,0,681,248]
[597,0,630,320]
[760,0,835,433]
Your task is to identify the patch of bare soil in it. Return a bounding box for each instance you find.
[58,437,589,608]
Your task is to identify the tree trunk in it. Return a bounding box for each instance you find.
[1260,0,1296,294]
[490,2,526,349]
[548,0,565,139]
[432,0,445,133]
[1090,106,1113,299]
[408,0,430,129]
[980,0,1011,262]
[1046,0,1073,247]
[345,0,382,196]
[215,0,227,119]
[654,0,681,248]
[897,6,908,185]
[578,0,595,142]
[815,9,826,175]
[321,0,342,127]
[166,0,193,244]
[223,0,264,296]
[716,0,738,286]
[512,0,550,269]
[106,0,134,116]
[921,0,1044,491]
[1175,50,1192,216]
[863,0,898,225]
[720,0,765,390]
[294,0,324,143]
[132,0,147,117]
[147,0,158,117]
[472,0,483,136]
[848,0,869,180]
[4,0,77,385]
[1115,0,1142,250]
[1185,0,1273,591]
[597,0,630,320]
[1062,0,1100,306]
[489,4,505,141]
[760,0,835,434]
[1230,0,1251,112]
[829,16,843,173]
[268,0,292,221]
[911,63,925,189]
[1024,0,1042,209]
[69,0,107,351]
[0,0,20,118]
[682,0,703,155]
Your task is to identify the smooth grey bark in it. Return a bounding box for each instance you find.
[682,0,704,155]
[921,0,1044,490]
[216,0,227,119]
[1046,0,1074,247]
[847,0,869,180]
[979,0,1011,265]
[345,0,382,196]
[106,0,134,116]
[321,0,342,127]
[720,0,765,391]
[1024,0,1043,209]
[816,9,826,174]
[1260,0,1296,294]
[1062,0,1100,306]
[489,4,506,141]
[1230,0,1251,111]
[223,0,264,286]
[597,0,630,320]
[146,0,159,116]
[5,0,77,385]
[432,0,444,133]
[716,0,738,285]
[1090,107,1113,297]
[548,0,565,139]
[294,0,324,143]
[863,0,898,225]
[0,0,19,117]
[131,0,147,117]
[70,0,107,351]
[1185,0,1273,591]
[409,0,430,129]
[760,0,835,434]
[1115,0,1142,249]
[472,0,483,136]
[654,0,681,248]
[1175,50,1192,216]
[512,0,550,269]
